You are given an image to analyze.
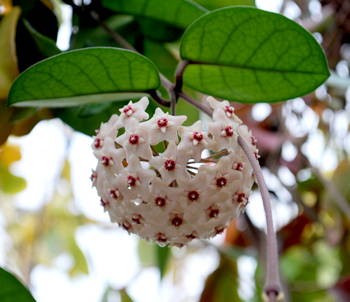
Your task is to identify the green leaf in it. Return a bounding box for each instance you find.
[194,0,255,10]
[199,256,241,302]
[8,47,160,107]
[23,19,60,57]
[102,0,207,29]
[156,245,170,279]
[180,7,330,103]
[0,267,36,302]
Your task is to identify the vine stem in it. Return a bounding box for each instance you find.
[237,136,282,300]
[178,91,282,301]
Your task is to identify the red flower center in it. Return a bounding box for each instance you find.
[224,126,234,137]
[94,137,103,148]
[156,232,167,242]
[109,189,120,199]
[129,134,139,145]
[225,105,234,115]
[127,176,137,187]
[208,206,219,218]
[155,197,166,207]
[101,156,112,166]
[171,216,183,227]
[233,162,243,171]
[132,214,143,224]
[216,177,227,187]
[193,131,203,141]
[123,105,134,116]
[157,118,168,128]
[164,159,176,171]
[234,192,247,203]
[188,191,199,201]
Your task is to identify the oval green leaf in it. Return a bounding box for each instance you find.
[180,7,330,103]
[8,47,160,107]
[102,0,207,29]
[0,267,36,302]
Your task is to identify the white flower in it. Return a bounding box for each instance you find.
[119,96,149,127]
[143,108,187,144]
[150,142,189,185]
[92,96,257,246]
[115,119,153,160]
[207,96,242,124]
[178,121,208,161]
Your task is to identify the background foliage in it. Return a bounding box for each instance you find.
[0,0,349,301]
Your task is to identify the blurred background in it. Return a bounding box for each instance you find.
[0,0,350,301]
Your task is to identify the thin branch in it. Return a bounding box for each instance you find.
[238,135,282,301]
[178,92,213,116]
[90,11,136,50]
[174,60,189,93]
[148,90,171,107]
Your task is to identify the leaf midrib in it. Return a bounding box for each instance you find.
[187,61,329,76]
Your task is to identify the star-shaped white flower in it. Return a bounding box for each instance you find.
[115,156,155,201]
[199,155,243,195]
[178,121,208,161]
[150,142,189,185]
[207,120,238,151]
[207,96,242,124]
[142,108,187,144]
[115,119,153,160]
[119,96,149,127]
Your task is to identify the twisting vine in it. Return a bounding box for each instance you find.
[91,10,283,302]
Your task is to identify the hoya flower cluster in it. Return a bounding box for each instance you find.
[92,96,258,246]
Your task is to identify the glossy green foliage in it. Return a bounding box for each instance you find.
[102,0,207,29]
[0,268,36,302]
[8,48,160,107]
[180,7,330,103]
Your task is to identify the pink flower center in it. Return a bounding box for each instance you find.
[193,131,203,142]
[157,118,168,128]
[164,159,176,171]
[188,191,199,201]
[216,177,227,187]
[94,137,103,148]
[155,197,166,207]
[129,134,139,145]
[224,126,234,137]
